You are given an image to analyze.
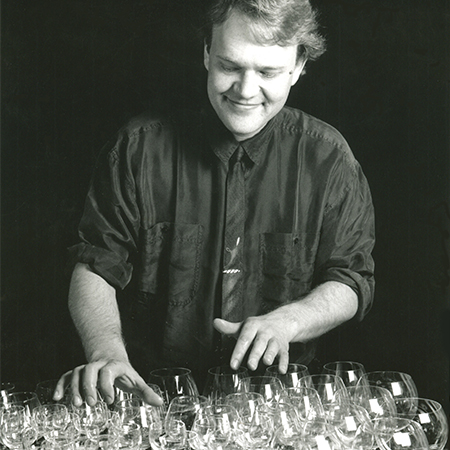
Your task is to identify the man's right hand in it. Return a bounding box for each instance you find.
[53,359,164,407]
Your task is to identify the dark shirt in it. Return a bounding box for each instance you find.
[70,105,375,385]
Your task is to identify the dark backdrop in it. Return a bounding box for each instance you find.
[1,0,449,409]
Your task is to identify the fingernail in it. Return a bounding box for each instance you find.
[74,395,82,406]
[86,395,96,405]
[231,359,239,370]
[105,395,113,404]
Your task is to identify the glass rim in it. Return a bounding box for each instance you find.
[323,360,366,370]
[207,365,249,376]
[149,367,193,377]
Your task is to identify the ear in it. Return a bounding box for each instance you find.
[204,41,210,71]
[290,58,307,86]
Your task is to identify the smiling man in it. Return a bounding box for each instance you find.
[55,0,375,406]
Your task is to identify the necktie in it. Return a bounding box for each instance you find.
[222,146,245,322]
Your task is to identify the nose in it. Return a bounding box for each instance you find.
[234,71,259,99]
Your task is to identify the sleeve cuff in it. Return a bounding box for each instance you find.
[68,243,133,290]
[317,268,375,322]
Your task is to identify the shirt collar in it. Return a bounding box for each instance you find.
[202,103,279,166]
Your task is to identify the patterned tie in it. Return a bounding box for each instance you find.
[222,146,245,322]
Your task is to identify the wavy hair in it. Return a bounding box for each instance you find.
[203,0,326,62]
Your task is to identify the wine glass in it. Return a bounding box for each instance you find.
[202,366,249,404]
[363,371,419,415]
[300,416,341,450]
[192,404,240,450]
[240,375,284,403]
[151,419,187,450]
[223,391,264,431]
[328,402,377,449]
[35,379,60,405]
[279,386,326,423]
[164,395,209,432]
[347,385,398,423]
[264,363,310,388]
[0,392,41,417]
[400,398,448,450]
[298,374,348,415]
[69,392,110,436]
[32,403,70,440]
[322,361,366,389]
[245,403,275,449]
[374,417,430,450]
[0,405,38,450]
[262,401,302,448]
[148,368,199,407]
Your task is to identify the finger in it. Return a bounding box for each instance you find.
[213,318,241,337]
[70,366,85,406]
[97,362,123,405]
[277,348,289,375]
[262,338,280,367]
[245,334,270,371]
[134,379,164,406]
[82,362,104,406]
[230,324,258,370]
[53,371,72,401]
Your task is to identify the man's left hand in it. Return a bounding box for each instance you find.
[213,307,299,373]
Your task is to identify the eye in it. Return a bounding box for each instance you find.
[259,71,277,79]
[220,63,238,73]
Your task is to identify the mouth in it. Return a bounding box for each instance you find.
[225,97,261,110]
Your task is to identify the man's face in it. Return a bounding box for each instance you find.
[204,10,305,141]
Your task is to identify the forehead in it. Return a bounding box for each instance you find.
[210,10,298,67]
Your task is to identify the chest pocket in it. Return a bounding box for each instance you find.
[259,232,315,310]
[138,222,203,306]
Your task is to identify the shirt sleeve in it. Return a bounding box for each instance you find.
[69,132,140,290]
[313,150,375,321]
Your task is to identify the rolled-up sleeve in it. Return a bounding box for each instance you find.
[314,152,375,321]
[69,132,140,290]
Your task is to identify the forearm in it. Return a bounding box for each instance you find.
[68,262,129,363]
[286,280,358,343]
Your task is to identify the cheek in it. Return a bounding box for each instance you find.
[209,71,234,94]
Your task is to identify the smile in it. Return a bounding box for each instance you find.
[225,97,261,110]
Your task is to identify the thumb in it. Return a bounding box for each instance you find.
[213,318,242,337]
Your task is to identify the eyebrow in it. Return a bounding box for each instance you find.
[216,55,287,72]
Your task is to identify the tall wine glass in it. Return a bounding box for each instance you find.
[363,371,419,415]
[202,366,248,404]
[264,363,310,389]
[400,398,448,450]
[322,361,366,389]
[148,368,199,407]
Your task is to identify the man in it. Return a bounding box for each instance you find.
[54,0,375,407]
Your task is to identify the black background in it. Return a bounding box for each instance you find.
[1,0,449,411]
